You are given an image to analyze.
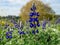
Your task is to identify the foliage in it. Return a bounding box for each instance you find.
[0,24,60,45]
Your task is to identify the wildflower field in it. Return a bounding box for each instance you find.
[0,0,60,45]
[0,23,60,45]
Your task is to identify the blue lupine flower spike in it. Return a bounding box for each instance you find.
[29,3,40,33]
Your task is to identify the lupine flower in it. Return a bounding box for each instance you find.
[29,18,40,28]
[6,35,12,39]
[29,18,38,22]
[30,12,39,17]
[36,29,39,33]
[6,31,12,36]
[34,17,38,22]
[29,17,34,22]
[34,24,36,28]
[30,12,35,17]
[29,3,40,32]
[18,31,25,35]
[30,23,34,28]
[30,3,36,11]
[37,23,40,27]
[6,31,12,39]
[32,30,36,34]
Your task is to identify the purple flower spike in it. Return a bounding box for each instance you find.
[29,3,40,31]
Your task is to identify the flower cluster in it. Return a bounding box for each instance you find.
[18,31,25,35]
[32,29,39,34]
[6,31,13,39]
[29,4,40,34]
